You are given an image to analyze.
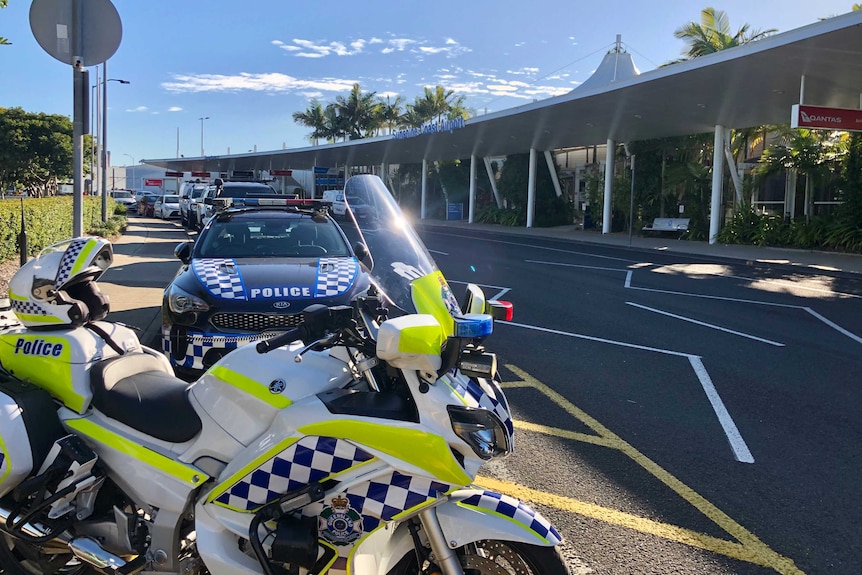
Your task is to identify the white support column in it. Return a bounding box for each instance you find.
[544,150,562,197]
[483,157,502,208]
[527,148,537,228]
[603,139,614,234]
[709,125,725,244]
[421,159,428,220]
[469,154,477,223]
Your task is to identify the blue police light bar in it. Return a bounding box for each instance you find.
[453,314,494,339]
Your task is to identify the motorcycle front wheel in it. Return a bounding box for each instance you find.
[390,539,571,575]
[0,534,88,575]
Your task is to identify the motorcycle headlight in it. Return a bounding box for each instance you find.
[448,405,510,460]
[167,284,210,314]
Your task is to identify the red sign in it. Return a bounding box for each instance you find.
[791,104,862,132]
[191,171,211,178]
[270,169,293,176]
[165,171,184,178]
[144,178,163,187]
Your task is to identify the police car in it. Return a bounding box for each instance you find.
[161,197,369,377]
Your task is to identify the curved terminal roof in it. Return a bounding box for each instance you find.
[144,11,862,173]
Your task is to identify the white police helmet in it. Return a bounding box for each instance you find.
[8,237,113,328]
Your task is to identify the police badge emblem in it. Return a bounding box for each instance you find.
[319,494,363,545]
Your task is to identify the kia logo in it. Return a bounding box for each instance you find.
[273,301,290,309]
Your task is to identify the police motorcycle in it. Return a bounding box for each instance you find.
[0,174,570,575]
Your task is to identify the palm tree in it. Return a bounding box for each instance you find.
[291,100,328,145]
[379,95,405,135]
[0,0,10,45]
[671,7,776,61]
[405,86,469,126]
[335,83,382,140]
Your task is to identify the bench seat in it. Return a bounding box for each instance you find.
[642,218,690,238]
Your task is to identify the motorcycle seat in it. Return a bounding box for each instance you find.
[90,353,203,443]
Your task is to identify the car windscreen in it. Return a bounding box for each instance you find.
[112,191,132,198]
[218,185,278,198]
[163,195,179,202]
[196,217,351,259]
[190,187,206,199]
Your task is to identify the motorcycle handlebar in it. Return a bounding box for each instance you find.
[256,327,305,354]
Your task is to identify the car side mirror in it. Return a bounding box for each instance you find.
[174,241,194,264]
[353,242,372,271]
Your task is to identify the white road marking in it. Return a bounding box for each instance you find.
[804,307,862,345]
[625,270,633,288]
[525,259,632,273]
[500,321,694,358]
[427,249,448,256]
[500,321,754,462]
[447,280,511,302]
[689,356,755,463]
[626,302,785,347]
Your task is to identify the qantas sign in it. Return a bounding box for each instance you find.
[791,104,862,132]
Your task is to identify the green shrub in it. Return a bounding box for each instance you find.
[0,197,125,260]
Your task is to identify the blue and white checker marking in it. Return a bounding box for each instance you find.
[456,490,563,545]
[338,470,450,523]
[315,258,358,297]
[54,238,91,288]
[10,298,50,317]
[293,471,452,574]
[213,436,375,511]
[162,327,264,370]
[445,375,515,441]
[193,258,247,300]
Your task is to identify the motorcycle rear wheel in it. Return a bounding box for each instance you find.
[391,539,571,575]
[0,534,89,575]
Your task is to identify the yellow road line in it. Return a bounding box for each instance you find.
[502,364,805,575]
[513,420,617,448]
[474,475,770,569]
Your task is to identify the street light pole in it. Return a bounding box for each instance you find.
[124,154,136,190]
[199,116,209,156]
[100,62,130,221]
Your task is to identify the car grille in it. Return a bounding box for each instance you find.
[210,312,303,331]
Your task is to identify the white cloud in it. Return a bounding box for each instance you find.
[126,106,148,112]
[506,67,539,76]
[168,106,183,112]
[272,40,283,46]
[162,73,357,94]
[369,37,383,44]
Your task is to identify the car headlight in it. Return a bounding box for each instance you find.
[448,405,510,460]
[167,283,210,314]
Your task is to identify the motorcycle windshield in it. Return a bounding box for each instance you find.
[339,175,462,334]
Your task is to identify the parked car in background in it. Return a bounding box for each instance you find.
[323,186,371,221]
[161,198,369,376]
[136,193,159,217]
[180,182,208,228]
[110,190,137,211]
[193,179,279,231]
[155,194,181,219]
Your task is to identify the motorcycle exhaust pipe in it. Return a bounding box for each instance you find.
[68,537,127,572]
[0,505,70,551]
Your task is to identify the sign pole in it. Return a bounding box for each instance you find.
[72,0,85,236]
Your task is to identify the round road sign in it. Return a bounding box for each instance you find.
[30,0,122,67]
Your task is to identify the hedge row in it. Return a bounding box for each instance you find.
[0,197,127,261]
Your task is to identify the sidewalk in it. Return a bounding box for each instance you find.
[99,218,192,347]
[100,217,862,350]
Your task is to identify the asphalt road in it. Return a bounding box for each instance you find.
[416,225,862,575]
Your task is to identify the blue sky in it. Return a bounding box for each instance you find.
[0,0,856,168]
